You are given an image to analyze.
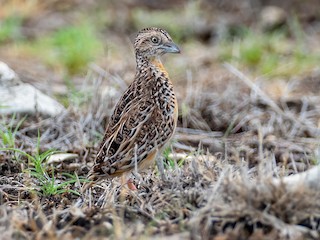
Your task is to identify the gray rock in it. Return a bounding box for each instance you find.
[0,61,65,116]
[0,61,21,86]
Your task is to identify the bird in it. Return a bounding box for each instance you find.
[85,27,180,191]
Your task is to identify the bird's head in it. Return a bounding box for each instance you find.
[134,27,180,59]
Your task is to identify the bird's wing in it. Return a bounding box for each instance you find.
[89,90,175,179]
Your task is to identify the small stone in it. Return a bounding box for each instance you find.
[47,153,78,164]
[260,6,287,30]
[0,61,20,86]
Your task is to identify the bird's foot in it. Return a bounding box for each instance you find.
[119,179,137,201]
[127,178,137,190]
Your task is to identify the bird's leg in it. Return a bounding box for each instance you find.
[120,174,137,191]
[127,178,137,190]
[156,156,167,181]
[119,175,136,201]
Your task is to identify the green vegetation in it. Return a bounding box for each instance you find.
[1,18,104,76]
[0,132,83,196]
[0,16,23,43]
[0,115,25,148]
[1,146,82,196]
[162,145,186,169]
[49,23,103,74]
[163,146,176,169]
[24,22,104,75]
[218,28,320,77]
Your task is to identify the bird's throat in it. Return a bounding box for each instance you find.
[150,57,169,77]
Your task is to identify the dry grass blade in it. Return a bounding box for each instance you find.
[224,62,320,136]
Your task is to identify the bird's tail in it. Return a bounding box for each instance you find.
[81,145,100,192]
[81,169,100,192]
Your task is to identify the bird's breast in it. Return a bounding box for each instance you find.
[142,59,178,124]
[149,76,175,114]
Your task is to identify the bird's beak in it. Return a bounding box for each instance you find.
[161,42,181,53]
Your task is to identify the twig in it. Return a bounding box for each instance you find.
[176,127,223,138]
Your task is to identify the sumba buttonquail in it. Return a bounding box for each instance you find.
[86,27,180,190]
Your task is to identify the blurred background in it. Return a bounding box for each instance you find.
[1,0,320,97]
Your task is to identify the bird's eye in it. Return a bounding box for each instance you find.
[151,36,159,44]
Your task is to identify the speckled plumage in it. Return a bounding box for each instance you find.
[87,27,180,184]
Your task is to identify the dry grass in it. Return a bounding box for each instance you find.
[1,155,319,239]
[1,63,320,239]
[1,1,320,239]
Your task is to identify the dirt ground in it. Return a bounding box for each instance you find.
[1,1,320,239]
